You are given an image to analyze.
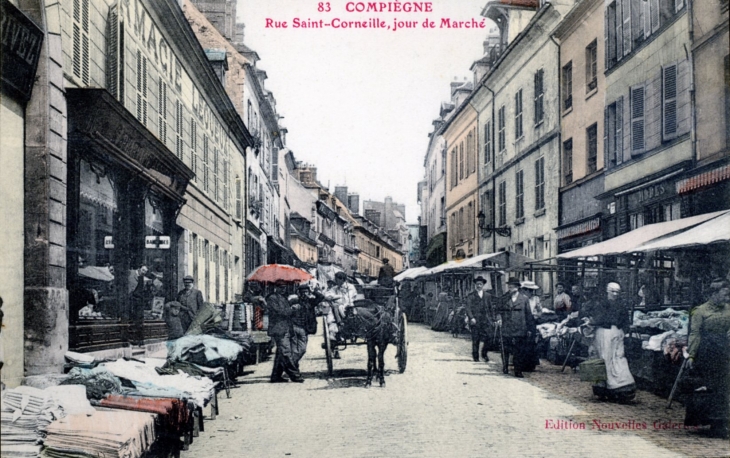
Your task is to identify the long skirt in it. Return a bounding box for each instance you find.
[593,326,635,390]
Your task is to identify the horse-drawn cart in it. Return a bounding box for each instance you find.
[321,285,408,386]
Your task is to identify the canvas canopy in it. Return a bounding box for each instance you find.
[556,211,726,259]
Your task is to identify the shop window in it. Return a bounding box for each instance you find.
[71,159,118,322]
[630,212,644,230]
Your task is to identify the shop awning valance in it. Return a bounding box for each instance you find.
[557,210,727,259]
[412,250,533,277]
[635,210,730,252]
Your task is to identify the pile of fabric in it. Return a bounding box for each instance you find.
[632,308,689,356]
[60,366,123,400]
[41,409,156,458]
[168,334,244,368]
[0,386,65,457]
[98,394,191,435]
[101,359,215,408]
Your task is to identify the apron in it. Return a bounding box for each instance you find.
[593,326,635,390]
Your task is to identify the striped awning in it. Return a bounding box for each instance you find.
[556,217,601,240]
[676,164,730,194]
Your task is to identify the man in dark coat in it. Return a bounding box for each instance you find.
[290,284,325,370]
[497,277,536,377]
[464,276,494,362]
[378,258,396,287]
[176,275,205,332]
[267,284,304,383]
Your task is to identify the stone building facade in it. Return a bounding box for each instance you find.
[474,3,572,291]
[554,0,605,254]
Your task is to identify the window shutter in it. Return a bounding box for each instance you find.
[622,0,631,56]
[615,0,623,60]
[604,106,611,169]
[631,86,645,154]
[176,101,183,158]
[484,121,491,164]
[158,80,167,144]
[616,96,623,165]
[606,3,616,68]
[662,64,678,140]
[651,0,660,33]
[81,0,89,85]
[107,6,119,98]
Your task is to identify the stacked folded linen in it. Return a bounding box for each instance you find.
[101,359,215,408]
[41,409,155,458]
[1,386,64,457]
[99,394,191,434]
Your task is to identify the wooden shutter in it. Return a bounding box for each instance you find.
[662,64,678,140]
[622,0,632,56]
[606,2,616,68]
[107,5,120,98]
[651,0,660,33]
[631,86,645,154]
[604,106,611,169]
[616,96,623,164]
[158,80,167,144]
[615,0,623,60]
[484,121,491,164]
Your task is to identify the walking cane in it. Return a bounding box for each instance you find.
[496,320,506,372]
[667,357,689,409]
[561,335,578,373]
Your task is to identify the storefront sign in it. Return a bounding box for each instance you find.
[145,235,170,249]
[104,236,115,249]
[0,0,43,101]
[556,217,601,240]
[627,182,675,209]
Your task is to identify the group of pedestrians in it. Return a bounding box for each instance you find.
[464,277,536,378]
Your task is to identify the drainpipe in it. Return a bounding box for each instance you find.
[481,84,497,254]
[687,0,697,165]
[549,33,561,282]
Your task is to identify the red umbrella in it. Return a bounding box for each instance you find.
[247,264,314,284]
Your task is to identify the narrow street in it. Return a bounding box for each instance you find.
[184,325,724,458]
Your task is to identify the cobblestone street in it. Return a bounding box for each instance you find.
[184,324,727,457]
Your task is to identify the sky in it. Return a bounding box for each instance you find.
[237,1,496,224]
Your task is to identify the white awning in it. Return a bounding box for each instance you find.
[394,267,428,282]
[636,211,730,252]
[557,211,727,259]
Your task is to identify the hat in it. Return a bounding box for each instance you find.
[183,275,194,283]
[297,284,311,291]
[521,280,539,290]
[166,301,182,309]
[555,282,566,288]
[606,282,621,292]
[382,258,389,263]
[506,277,521,286]
[335,272,347,280]
[474,276,487,284]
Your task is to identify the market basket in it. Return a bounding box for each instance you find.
[579,358,607,382]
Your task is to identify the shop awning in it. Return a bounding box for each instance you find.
[393,267,428,282]
[557,211,727,259]
[636,210,730,252]
[412,251,533,277]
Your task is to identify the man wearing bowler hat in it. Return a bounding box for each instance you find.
[497,277,535,377]
[464,276,494,362]
[176,275,205,333]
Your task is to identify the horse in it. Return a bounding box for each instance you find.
[341,299,398,388]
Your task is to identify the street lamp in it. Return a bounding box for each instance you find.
[477,210,511,238]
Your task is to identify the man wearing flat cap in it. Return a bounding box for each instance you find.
[497,277,535,377]
[176,275,205,332]
[464,276,495,362]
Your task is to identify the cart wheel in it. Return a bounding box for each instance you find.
[397,313,408,373]
[323,316,334,377]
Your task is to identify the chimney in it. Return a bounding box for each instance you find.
[334,186,348,205]
[348,194,360,215]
